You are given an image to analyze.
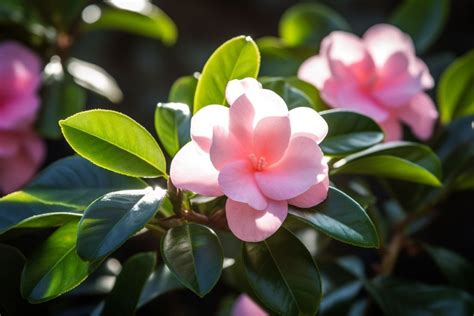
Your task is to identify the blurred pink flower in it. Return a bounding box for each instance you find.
[0,41,44,194]
[0,129,45,194]
[171,78,329,242]
[231,295,267,316]
[298,24,438,141]
[0,41,42,129]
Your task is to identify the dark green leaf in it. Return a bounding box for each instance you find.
[424,244,474,294]
[154,102,191,157]
[137,264,183,308]
[319,109,384,155]
[290,186,379,248]
[77,188,165,260]
[0,244,25,314]
[193,36,260,113]
[332,142,442,186]
[438,50,474,123]
[101,252,156,316]
[365,277,474,316]
[60,109,167,178]
[161,223,223,297]
[168,75,198,108]
[242,227,322,316]
[21,220,102,303]
[83,4,177,45]
[279,3,350,49]
[260,77,313,109]
[390,0,450,54]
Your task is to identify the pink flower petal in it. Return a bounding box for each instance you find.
[219,160,268,210]
[170,142,223,196]
[209,125,247,170]
[379,118,402,142]
[191,105,229,152]
[226,198,287,242]
[0,94,39,129]
[255,137,326,200]
[336,87,389,122]
[289,175,329,208]
[298,55,331,89]
[289,107,328,143]
[232,295,268,316]
[0,130,45,194]
[253,116,291,165]
[399,93,438,140]
[226,78,262,105]
[0,131,20,156]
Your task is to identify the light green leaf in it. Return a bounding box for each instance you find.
[77,188,165,260]
[390,0,450,54]
[279,3,350,48]
[242,227,322,316]
[290,186,379,248]
[438,50,474,123]
[161,223,223,297]
[168,75,198,109]
[154,102,191,157]
[193,36,260,113]
[332,142,442,186]
[21,220,102,303]
[60,109,166,178]
[320,109,384,155]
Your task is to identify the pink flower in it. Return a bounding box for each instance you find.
[298,24,438,141]
[231,294,267,316]
[170,78,329,242]
[0,129,45,194]
[0,41,42,129]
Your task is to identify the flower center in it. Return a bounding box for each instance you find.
[248,154,268,171]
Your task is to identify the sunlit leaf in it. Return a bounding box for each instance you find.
[154,102,191,157]
[168,75,198,109]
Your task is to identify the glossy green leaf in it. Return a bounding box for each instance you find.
[438,50,474,123]
[21,220,101,303]
[279,3,350,48]
[365,277,474,316]
[424,244,474,294]
[101,252,156,316]
[286,76,328,111]
[168,75,198,108]
[161,223,223,297]
[290,186,379,248]
[83,4,177,45]
[77,188,165,260]
[260,77,313,109]
[332,142,442,186]
[390,0,449,54]
[319,109,384,155]
[154,102,191,157]
[67,58,123,103]
[60,109,166,178]
[242,227,322,316]
[138,264,183,308]
[0,244,26,314]
[193,36,260,113]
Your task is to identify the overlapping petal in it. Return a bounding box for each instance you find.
[288,175,329,208]
[225,78,262,105]
[253,116,291,164]
[191,104,229,152]
[289,107,328,143]
[399,93,438,140]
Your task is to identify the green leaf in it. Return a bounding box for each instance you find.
[332,142,442,186]
[390,0,450,54]
[67,58,123,103]
[137,264,183,308]
[60,109,167,178]
[21,220,102,303]
[83,4,177,45]
[242,227,322,316]
[161,223,223,297]
[365,277,474,316]
[168,75,198,108]
[0,244,25,314]
[77,188,165,260]
[438,50,474,123]
[193,36,260,113]
[260,77,313,110]
[423,244,474,294]
[101,252,156,316]
[279,3,350,49]
[154,102,191,157]
[290,186,379,248]
[0,156,146,234]
[319,110,384,155]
